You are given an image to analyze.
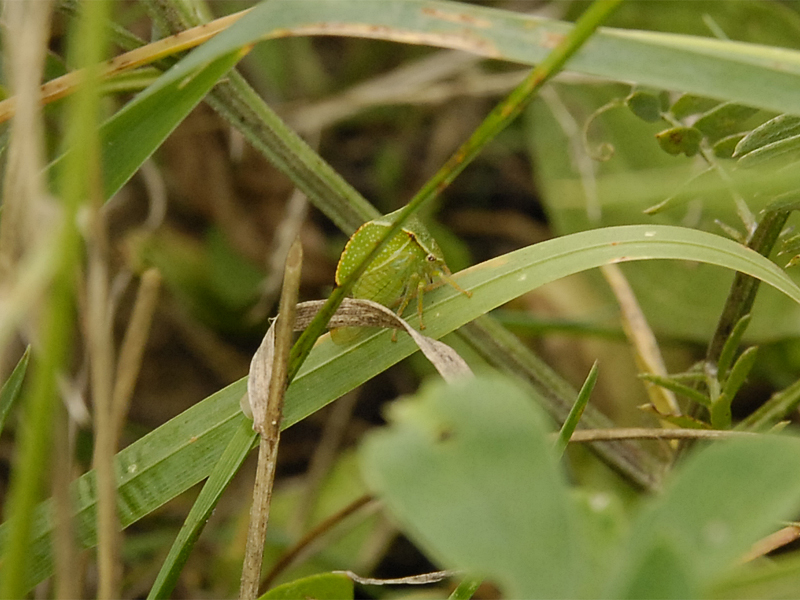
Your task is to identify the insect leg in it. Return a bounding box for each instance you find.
[391,273,421,341]
[416,277,427,330]
[429,264,472,298]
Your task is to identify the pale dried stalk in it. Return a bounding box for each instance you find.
[740,523,800,563]
[600,263,680,417]
[112,268,161,436]
[336,569,458,586]
[87,156,119,600]
[0,0,52,274]
[567,428,756,443]
[239,237,303,600]
[0,8,251,125]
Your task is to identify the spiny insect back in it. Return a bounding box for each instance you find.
[333,207,471,343]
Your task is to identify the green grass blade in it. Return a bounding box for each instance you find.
[713,346,759,428]
[448,576,483,600]
[259,572,353,600]
[0,379,245,590]
[554,361,598,457]
[99,49,244,200]
[280,225,800,431]
[611,436,800,596]
[155,0,800,118]
[6,224,800,588]
[716,314,751,377]
[738,376,800,431]
[639,373,711,408]
[148,418,257,600]
[46,49,244,202]
[0,347,30,437]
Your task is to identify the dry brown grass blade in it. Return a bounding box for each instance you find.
[0,8,251,125]
[240,237,302,599]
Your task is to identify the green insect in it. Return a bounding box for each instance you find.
[334,208,471,340]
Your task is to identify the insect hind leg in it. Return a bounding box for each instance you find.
[387,272,422,341]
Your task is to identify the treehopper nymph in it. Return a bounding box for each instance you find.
[333,208,471,342]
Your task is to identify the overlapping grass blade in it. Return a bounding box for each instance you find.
[5,224,800,589]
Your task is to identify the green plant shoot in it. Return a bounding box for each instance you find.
[334,208,471,338]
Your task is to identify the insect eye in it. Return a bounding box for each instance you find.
[426,254,437,262]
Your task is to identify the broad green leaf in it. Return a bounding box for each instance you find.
[614,535,695,599]
[360,375,582,599]
[8,224,800,589]
[260,572,353,600]
[608,435,800,597]
[570,489,628,593]
[712,133,745,159]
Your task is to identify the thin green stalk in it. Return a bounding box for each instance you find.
[706,209,790,364]
[0,1,69,597]
[682,208,791,438]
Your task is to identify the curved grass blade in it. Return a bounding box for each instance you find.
[46,48,245,202]
[289,0,620,404]
[153,0,800,118]
[99,49,245,199]
[6,224,800,589]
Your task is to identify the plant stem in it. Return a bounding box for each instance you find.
[239,238,303,599]
[706,209,790,364]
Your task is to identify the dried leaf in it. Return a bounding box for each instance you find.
[246,299,473,427]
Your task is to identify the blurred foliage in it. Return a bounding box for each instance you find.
[4,0,800,597]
